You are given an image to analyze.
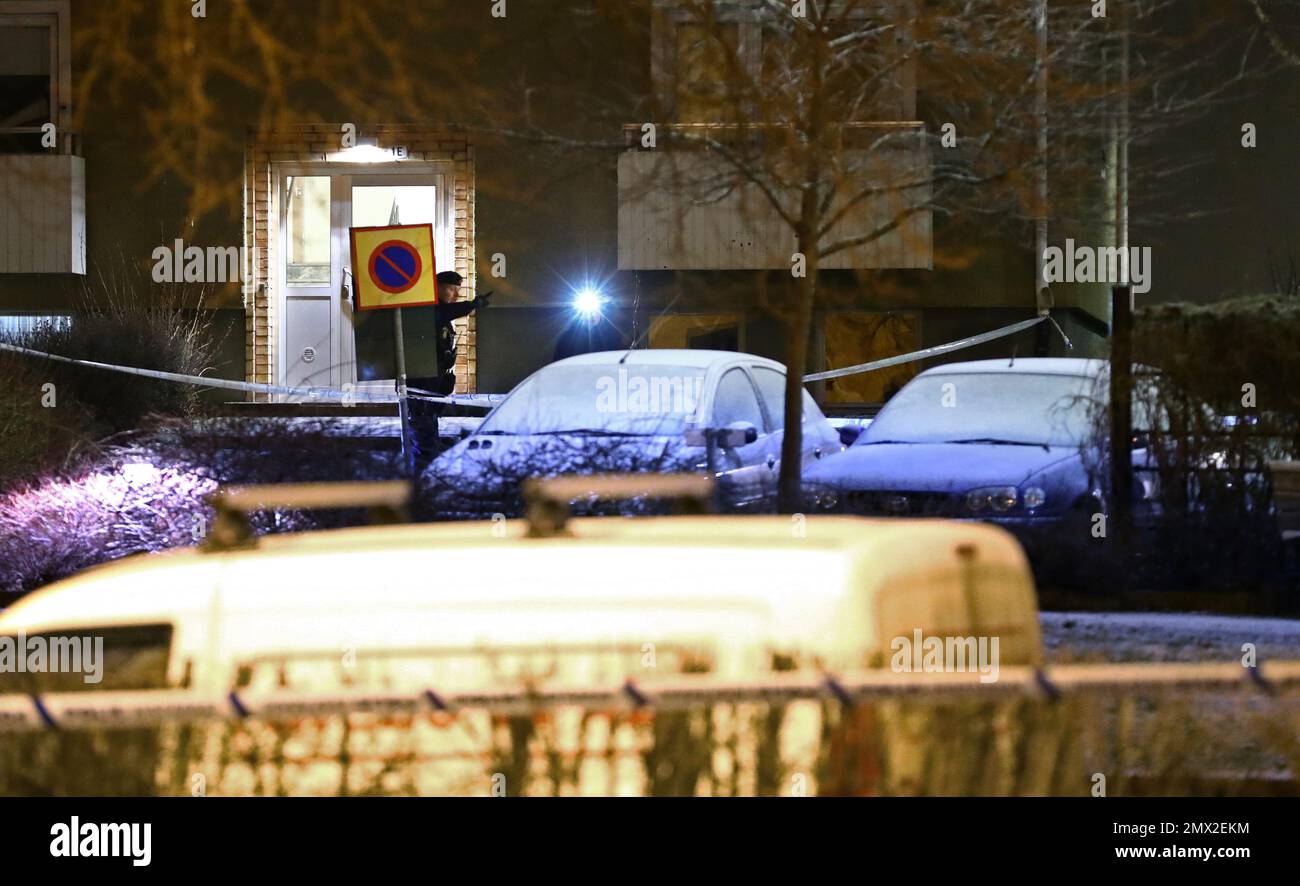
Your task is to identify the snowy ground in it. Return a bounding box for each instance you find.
[1043,611,1300,663]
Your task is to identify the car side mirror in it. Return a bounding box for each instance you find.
[836,426,862,447]
[684,422,758,448]
[725,421,759,446]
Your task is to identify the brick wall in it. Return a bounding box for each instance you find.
[243,124,477,397]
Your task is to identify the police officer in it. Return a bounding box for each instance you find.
[429,271,491,395]
[407,271,490,460]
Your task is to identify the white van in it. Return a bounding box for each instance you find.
[0,479,1043,698]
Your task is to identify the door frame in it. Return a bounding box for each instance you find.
[274,161,454,395]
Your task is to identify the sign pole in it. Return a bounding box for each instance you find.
[348,223,437,479]
[393,307,416,477]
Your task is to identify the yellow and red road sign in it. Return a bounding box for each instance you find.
[349,224,438,310]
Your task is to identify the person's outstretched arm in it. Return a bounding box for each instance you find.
[436,291,491,323]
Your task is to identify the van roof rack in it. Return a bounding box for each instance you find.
[203,481,411,551]
[522,473,714,538]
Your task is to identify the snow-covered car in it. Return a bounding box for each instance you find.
[803,357,1286,586]
[801,359,1135,572]
[827,416,874,447]
[420,350,842,518]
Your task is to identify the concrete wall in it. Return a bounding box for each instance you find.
[474,305,575,394]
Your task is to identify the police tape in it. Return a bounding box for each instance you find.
[803,315,1047,383]
[0,340,498,409]
[5,313,1053,400]
[1,661,1296,733]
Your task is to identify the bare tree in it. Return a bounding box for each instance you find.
[1246,0,1300,66]
[552,0,1266,510]
[71,0,496,218]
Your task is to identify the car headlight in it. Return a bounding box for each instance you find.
[807,488,840,510]
[965,486,1019,513]
[1021,486,1047,510]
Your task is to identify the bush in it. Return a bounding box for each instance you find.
[0,257,225,492]
[0,455,216,596]
[0,344,100,490]
[13,262,223,438]
[1077,295,1300,597]
[0,420,406,597]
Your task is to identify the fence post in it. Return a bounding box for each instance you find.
[393,307,416,478]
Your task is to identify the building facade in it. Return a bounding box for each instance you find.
[0,0,1113,414]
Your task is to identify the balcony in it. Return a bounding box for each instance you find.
[0,133,86,275]
[617,122,932,272]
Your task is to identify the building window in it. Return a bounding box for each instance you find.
[658,3,914,126]
[648,313,742,351]
[822,311,920,405]
[675,21,743,124]
[284,175,332,286]
[761,18,900,123]
[0,2,69,154]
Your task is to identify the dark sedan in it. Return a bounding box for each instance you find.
[802,358,1142,576]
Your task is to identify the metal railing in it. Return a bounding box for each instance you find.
[3,660,1297,734]
[0,127,81,155]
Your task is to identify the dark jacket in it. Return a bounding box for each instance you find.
[434,299,477,389]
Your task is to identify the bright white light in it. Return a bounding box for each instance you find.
[574,287,604,318]
[329,144,395,164]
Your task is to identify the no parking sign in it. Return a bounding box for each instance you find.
[349,224,438,310]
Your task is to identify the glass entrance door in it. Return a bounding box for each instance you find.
[348,181,440,387]
[277,166,450,397]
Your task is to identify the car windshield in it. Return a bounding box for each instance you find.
[477,363,708,436]
[858,371,1098,448]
